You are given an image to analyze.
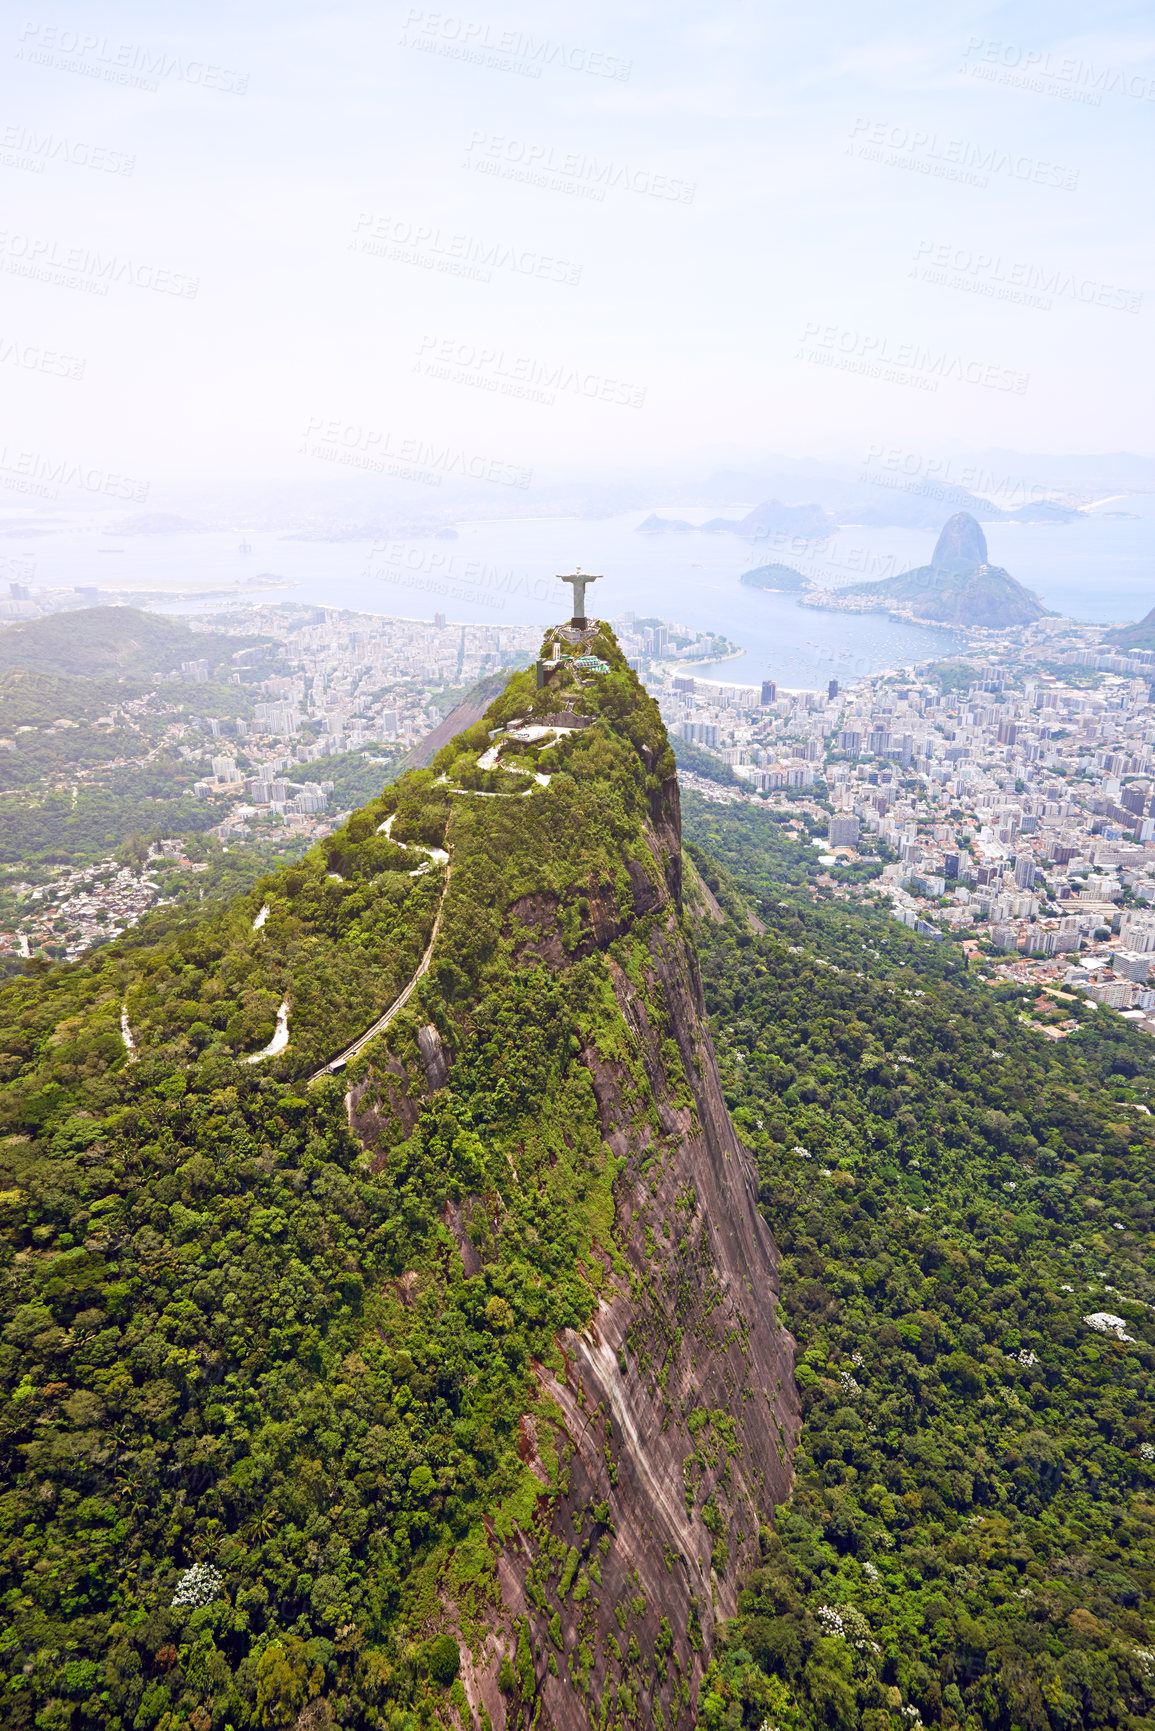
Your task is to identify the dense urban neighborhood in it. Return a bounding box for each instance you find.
[647,613,1155,1033]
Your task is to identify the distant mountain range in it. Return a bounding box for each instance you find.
[638,500,835,540]
[636,488,1087,541]
[835,513,1050,627]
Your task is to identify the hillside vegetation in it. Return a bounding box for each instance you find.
[6,620,1155,1731]
[680,798,1155,1731]
[1105,606,1155,654]
[846,565,1048,629]
[0,609,269,680]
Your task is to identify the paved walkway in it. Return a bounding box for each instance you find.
[308,859,452,1081]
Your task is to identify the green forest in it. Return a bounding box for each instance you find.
[0,611,271,682]
[680,797,1155,1731]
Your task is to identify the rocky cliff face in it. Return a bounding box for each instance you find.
[355,709,798,1727]
[930,510,988,574]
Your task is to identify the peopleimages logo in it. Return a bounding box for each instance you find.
[16,22,249,93]
[414,334,646,408]
[367,541,568,608]
[796,323,1030,395]
[350,213,582,287]
[301,418,534,490]
[0,230,198,298]
[751,531,903,583]
[847,117,1079,191]
[399,8,631,81]
[859,444,1053,508]
[464,131,696,204]
[0,334,85,380]
[0,123,134,175]
[912,240,1142,315]
[0,445,148,503]
[960,36,1155,105]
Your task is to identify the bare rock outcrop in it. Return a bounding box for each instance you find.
[469,776,797,1728]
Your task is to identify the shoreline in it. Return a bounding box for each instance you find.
[800,591,976,634]
[658,644,748,671]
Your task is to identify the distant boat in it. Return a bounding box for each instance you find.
[238,539,252,554]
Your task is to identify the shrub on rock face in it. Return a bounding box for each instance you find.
[426,1634,461,1685]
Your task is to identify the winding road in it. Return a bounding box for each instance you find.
[308,859,453,1082]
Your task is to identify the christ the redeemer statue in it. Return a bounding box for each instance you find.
[559,568,602,626]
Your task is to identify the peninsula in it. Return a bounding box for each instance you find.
[801,511,1050,627]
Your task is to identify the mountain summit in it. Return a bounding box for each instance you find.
[929,510,990,574]
[0,619,796,1728]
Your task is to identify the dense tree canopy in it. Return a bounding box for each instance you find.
[682,800,1155,1731]
[0,631,685,1729]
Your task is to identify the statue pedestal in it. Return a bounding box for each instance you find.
[552,618,602,648]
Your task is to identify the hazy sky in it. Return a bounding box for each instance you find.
[1,0,1151,501]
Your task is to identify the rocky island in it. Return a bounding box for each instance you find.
[738,562,813,592]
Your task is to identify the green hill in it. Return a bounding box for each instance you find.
[0,606,269,679]
[0,624,796,1730]
[1105,604,1155,651]
[841,513,1049,626]
[739,562,812,592]
[857,562,1050,627]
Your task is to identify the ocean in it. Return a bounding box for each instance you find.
[4,493,1152,693]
